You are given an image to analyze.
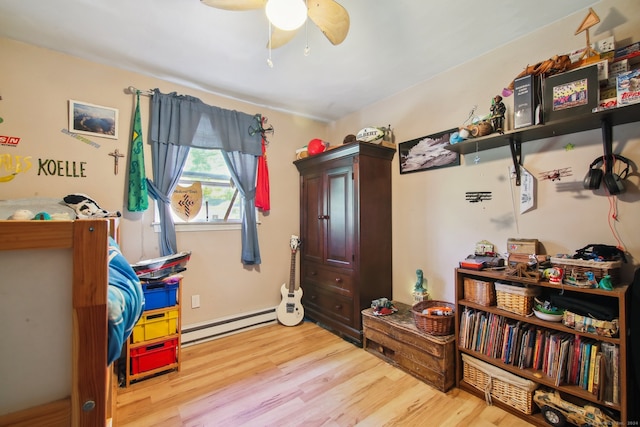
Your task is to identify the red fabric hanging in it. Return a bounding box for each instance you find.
[255,118,270,211]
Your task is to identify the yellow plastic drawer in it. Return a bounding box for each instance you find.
[132,308,179,343]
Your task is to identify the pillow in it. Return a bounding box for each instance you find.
[63,193,121,219]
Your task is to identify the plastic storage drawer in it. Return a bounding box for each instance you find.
[142,281,179,310]
[132,308,179,343]
[130,338,178,375]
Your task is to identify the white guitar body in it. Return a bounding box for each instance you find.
[277,235,304,326]
[276,283,304,326]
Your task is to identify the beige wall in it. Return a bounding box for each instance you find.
[0,38,326,328]
[329,0,640,304]
[2,0,639,330]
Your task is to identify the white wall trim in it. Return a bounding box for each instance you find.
[181,307,277,347]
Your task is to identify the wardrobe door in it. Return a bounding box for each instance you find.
[324,164,354,269]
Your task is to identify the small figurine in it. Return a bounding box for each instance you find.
[490,95,506,134]
[414,269,426,293]
[599,275,613,291]
[548,267,563,284]
[585,271,598,287]
[413,269,429,303]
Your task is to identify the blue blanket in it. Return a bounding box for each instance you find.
[107,237,144,365]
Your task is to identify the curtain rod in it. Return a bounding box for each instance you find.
[126,86,153,96]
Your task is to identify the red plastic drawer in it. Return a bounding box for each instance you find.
[130,338,178,375]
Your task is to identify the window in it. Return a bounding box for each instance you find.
[172,148,240,223]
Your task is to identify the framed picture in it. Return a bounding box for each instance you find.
[68,100,119,139]
[398,128,459,174]
[542,64,598,123]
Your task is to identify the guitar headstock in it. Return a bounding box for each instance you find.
[290,235,301,252]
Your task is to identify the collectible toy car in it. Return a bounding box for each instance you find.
[533,389,616,427]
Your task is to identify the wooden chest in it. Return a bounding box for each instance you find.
[362,302,455,392]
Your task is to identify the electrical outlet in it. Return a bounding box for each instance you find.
[191,294,200,309]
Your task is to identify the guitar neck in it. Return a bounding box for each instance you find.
[288,249,297,293]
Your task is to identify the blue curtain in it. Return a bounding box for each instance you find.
[147,90,263,264]
[146,142,190,256]
[223,151,261,264]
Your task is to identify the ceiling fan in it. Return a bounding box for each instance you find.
[200,0,350,49]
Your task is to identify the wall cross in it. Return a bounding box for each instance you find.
[108,149,125,175]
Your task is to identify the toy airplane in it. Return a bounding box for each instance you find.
[539,167,572,181]
[465,191,492,203]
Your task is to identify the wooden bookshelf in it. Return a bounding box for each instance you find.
[454,268,629,426]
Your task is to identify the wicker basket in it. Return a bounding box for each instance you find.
[494,282,540,316]
[411,300,455,336]
[550,257,621,286]
[463,277,495,306]
[462,354,537,414]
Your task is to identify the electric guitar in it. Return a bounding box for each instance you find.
[276,235,303,326]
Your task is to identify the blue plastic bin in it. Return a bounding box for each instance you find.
[142,281,178,310]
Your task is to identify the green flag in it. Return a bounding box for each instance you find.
[127,92,148,211]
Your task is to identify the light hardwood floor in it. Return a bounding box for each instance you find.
[115,321,532,427]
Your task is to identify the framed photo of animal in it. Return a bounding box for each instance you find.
[398,128,459,174]
[68,99,119,139]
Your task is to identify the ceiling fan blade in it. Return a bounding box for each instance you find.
[267,27,300,49]
[200,0,266,11]
[308,0,350,45]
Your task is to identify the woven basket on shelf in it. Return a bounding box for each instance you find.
[463,277,495,306]
[411,300,455,336]
[462,354,537,415]
[494,282,540,316]
[550,257,621,285]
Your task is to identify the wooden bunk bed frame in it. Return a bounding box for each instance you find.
[0,218,118,427]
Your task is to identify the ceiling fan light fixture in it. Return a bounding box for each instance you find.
[265,0,307,31]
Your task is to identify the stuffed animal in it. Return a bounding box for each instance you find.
[63,193,121,219]
[33,212,52,220]
[9,209,34,220]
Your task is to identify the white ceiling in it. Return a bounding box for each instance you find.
[0,0,599,122]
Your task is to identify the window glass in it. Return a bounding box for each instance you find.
[172,148,240,223]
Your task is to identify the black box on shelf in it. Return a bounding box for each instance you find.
[513,74,541,129]
[542,64,599,123]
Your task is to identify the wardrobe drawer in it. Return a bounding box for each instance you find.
[302,283,354,325]
[303,262,354,296]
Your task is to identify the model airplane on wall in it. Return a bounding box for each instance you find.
[465,191,492,203]
[539,167,572,182]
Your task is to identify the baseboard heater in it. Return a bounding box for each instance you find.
[181,307,277,347]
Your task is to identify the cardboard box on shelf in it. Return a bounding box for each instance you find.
[614,41,640,64]
[617,69,640,106]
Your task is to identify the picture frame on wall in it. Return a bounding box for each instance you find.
[542,64,599,123]
[398,128,459,174]
[68,100,119,139]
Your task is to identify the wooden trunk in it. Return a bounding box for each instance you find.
[362,302,456,392]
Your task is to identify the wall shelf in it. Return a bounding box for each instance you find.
[445,102,640,155]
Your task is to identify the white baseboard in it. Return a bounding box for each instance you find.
[181,307,277,347]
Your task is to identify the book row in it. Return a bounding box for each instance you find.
[459,308,620,405]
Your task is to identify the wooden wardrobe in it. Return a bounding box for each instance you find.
[294,142,395,345]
